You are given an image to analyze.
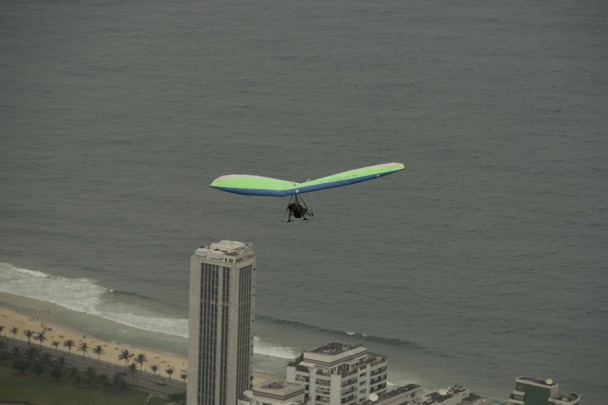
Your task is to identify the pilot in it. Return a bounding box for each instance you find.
[287,202,308,221]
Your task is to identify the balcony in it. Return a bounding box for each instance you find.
[509,393,525,405]
[370,366,387,376]
[357,353,387,368]
[370,383,387,393]
[370,357,387,367]
[341,394,357,404]
[295,374,310,383]
[341,378,358,388]
[315,395,330,404]
[341,367,358,378]
[370,375,387,385]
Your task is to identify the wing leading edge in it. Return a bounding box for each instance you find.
[210,162,405,197]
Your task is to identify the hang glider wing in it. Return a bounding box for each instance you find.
[209,175,297,197]
[210,162,405,197]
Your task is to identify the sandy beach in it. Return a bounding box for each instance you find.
[0,292,274,385]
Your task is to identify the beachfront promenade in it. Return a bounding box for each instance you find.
[2,338,186,397]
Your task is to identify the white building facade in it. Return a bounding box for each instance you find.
[187,241,256,405]
[286,342,388,405]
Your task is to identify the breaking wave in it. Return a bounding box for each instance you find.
[0,262,188,337]
[253,336,298,359]
[0,263,303,360]
[257,314,420,348]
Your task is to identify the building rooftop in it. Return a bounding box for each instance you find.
[195,240,255,261]
[308,342,362,356]
[253,380,305,398]
[209,240,251,253]
[259,381,292,390]
[423,386,469,404]
[359,384,421,405]
[517,376,557,387]
[553,393,581,403]
[382,384,421,398]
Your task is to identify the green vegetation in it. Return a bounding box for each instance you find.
[0,365,149,405]
[1,322,184,405]
[119,348,134,369]
[0,341,178,405]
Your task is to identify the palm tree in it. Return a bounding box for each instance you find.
[118,349,133,370]
[180,372,187,383]
[150,364,159,377]
[165,366,174,381]
[92,345,104,361]
[128,363,137,376]
[63,339,75,356]
[11,326,18,340]
[51,341,60,351]
[23,329,34,344]
[35,330,47,349]
[134,353,147,372]
[128,363,139,391]
[78,342,88,359]
[0,325,4,337]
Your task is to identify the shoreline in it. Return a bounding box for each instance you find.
[0,291,276,385]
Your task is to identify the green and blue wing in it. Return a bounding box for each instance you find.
[210,162,405,197]
[209,175,297,197]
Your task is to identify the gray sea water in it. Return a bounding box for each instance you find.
[1,0,607,402]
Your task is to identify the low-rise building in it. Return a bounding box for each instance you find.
[359,384,424,405]
[508,377,580,405]
[239,380,306,405]
[360,384,471,405]
[422,386,471,405]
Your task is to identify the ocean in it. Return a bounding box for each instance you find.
[1,0,606,402]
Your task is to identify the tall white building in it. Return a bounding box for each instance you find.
[187,241,256,405]
[286,342,388,405]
